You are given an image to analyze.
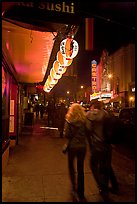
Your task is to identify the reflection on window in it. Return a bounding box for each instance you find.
[2,66,9,145]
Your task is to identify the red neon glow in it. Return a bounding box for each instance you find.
[85,18,94,51]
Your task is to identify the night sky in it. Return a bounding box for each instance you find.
[71,2,135,87]
[52,2,135,96]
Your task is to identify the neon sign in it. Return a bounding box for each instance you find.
[91,60,97,92]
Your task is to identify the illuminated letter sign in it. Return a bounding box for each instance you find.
[91,60,97,92]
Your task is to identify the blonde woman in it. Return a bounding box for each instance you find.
[63,103,88,202]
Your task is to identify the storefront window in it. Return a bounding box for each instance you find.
[2,66,10,148]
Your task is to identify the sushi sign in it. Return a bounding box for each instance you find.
[91,60,97,92]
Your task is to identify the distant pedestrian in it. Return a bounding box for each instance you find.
[40,104,44,119]
[47,98,55,127]
[35,103,40,118]
[63,103,88,202]
[86,99,119,202]
[57,103,67,138]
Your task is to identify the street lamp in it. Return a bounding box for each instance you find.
[66,91,70,106]
[107,74,120,95]
[80,85,85,102]
[129,96,134,107]
[108,73,113,91]
[108,74,112,79]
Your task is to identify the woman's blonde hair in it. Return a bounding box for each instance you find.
[66,103,86,123]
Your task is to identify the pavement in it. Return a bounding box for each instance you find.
[2,114,135,202]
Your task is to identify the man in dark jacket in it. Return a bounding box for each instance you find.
[86,99,119,202]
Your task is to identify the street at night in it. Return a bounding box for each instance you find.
[2,2,135,202]
[2,115,135,202]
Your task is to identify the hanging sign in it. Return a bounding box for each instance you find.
[60,38,79,60]
[50,67,62,80]
[53,60,67,75]
[45,81,54,89]
[43,84,52,92]
[43,38,78,93]
[57,51,73,66]
[47,75,58,85]
[44,80,55,89]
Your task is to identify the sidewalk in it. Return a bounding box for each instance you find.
[2,114,135,202]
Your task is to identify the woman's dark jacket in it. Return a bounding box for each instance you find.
[63,119,87,150]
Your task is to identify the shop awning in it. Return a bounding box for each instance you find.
[109,96,122,103]
[2,2,79,86]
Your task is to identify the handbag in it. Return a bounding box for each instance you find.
[62,122,74,154]
[62,143,69,154]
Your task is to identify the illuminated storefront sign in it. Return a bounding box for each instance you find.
[101,92,112,98]
[43,36,79,93]
[90,91,112,101]
[57,51,73,66]
[2,66,6,97]
[43,38,79,93]
[60,38,79,60]
[90,92,101,101]
[91,60,97,92]
[17,2,75,14]
[2,2,81,27]
[52,60,67,75]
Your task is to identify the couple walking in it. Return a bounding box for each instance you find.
[63,100,119,202]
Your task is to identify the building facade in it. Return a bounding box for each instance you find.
[110,43,135,108]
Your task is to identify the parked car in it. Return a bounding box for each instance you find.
[118,107,135,148]
[82,103,90,112]
[119,107,135,127]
